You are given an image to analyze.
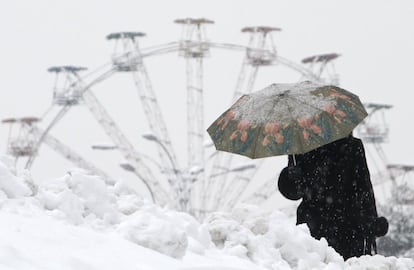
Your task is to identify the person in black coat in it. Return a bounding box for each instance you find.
[278,134,388,260]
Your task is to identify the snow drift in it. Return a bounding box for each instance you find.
[0,157,413,270]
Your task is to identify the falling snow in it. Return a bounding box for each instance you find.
[231,81,336,125]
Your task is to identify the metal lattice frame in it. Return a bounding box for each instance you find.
[106,32,181,204]
[31,126,113,183]
[204,26,281,211]
[174,18,214,212]
[82,90,172,205]
[355,103,396,192]
[24,66,116,169]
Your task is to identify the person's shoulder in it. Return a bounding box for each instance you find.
[334,135,361,146]
[348,136,365,153]
[349,136,363,145]
[348,136,362,143]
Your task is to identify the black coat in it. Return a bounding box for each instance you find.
[278,135,388,259]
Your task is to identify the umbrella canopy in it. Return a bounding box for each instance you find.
[207,81,367,159]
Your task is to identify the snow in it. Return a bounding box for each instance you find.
[0,211,184,270]
[0,156,413,270]
[204,209,344,269]
[0,156,32,198]
[231,81,337,125]
[345,255,414,270]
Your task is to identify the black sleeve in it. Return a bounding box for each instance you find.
[278,156,302,200]
[352,138,378,223]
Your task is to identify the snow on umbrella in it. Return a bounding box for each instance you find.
[207,81,367,159]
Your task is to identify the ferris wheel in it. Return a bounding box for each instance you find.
[2,18,353,217]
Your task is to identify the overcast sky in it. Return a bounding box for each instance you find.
[0,0,413,205]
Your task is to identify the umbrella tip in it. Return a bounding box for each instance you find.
[277,90,290,97]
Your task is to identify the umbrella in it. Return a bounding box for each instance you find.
[207,81,367,159]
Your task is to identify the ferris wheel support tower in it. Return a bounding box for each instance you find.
[174,18,214,212]
[31,126,113,182]
[206,26,282,211]
[356,103,394,187]
[106,32,180,193]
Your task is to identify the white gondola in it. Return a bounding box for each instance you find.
[48,66,87,105]
[2,117,40,157]
[357,103,393,143]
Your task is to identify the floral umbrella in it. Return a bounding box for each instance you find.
[207,81,367,159]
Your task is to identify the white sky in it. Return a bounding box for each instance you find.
[0,0,413,205]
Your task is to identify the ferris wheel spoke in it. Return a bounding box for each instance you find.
[218,160,264,210]
[208,42,247,52]
[185,57,205,173]
[131,69,179,177]
[205,26,279,211]
[82,91,173,206]
[276,56,322,82]
[25,105,70,169]
[207,65,261,210]
[140,42,180,57]
[31,126,113,183]
[242,176,277,206]
[107,32,180,196]
[174,18,214,213]
[205,70,259,210]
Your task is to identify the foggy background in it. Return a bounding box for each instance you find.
[0,0,413,208]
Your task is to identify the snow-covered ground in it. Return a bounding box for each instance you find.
[0,156,413,270]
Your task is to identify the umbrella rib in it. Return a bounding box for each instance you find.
[283,97,305,154]
[251,97,283,158]
[251,124,263,158]
[289,92,367,127]
[285,94,330,114]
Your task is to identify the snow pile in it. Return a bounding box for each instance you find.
[34,170,201,258]
[0,161,213,259]
[36,172,118,225]
[345,255,414,269]
[0,156,32,199]
[117,206,211,259]
[0,210,186,270]
[205,204,344,269]
[403,248,414,259]
[0,157,413,270]
[378,184,414,256]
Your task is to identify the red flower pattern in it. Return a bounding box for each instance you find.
[262,121,285,146]
[297,116,322,140]
[217,110,236,130]
[230,119,252,142]
[324,104,347,123]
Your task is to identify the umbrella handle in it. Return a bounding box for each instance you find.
[292,154,297,166]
